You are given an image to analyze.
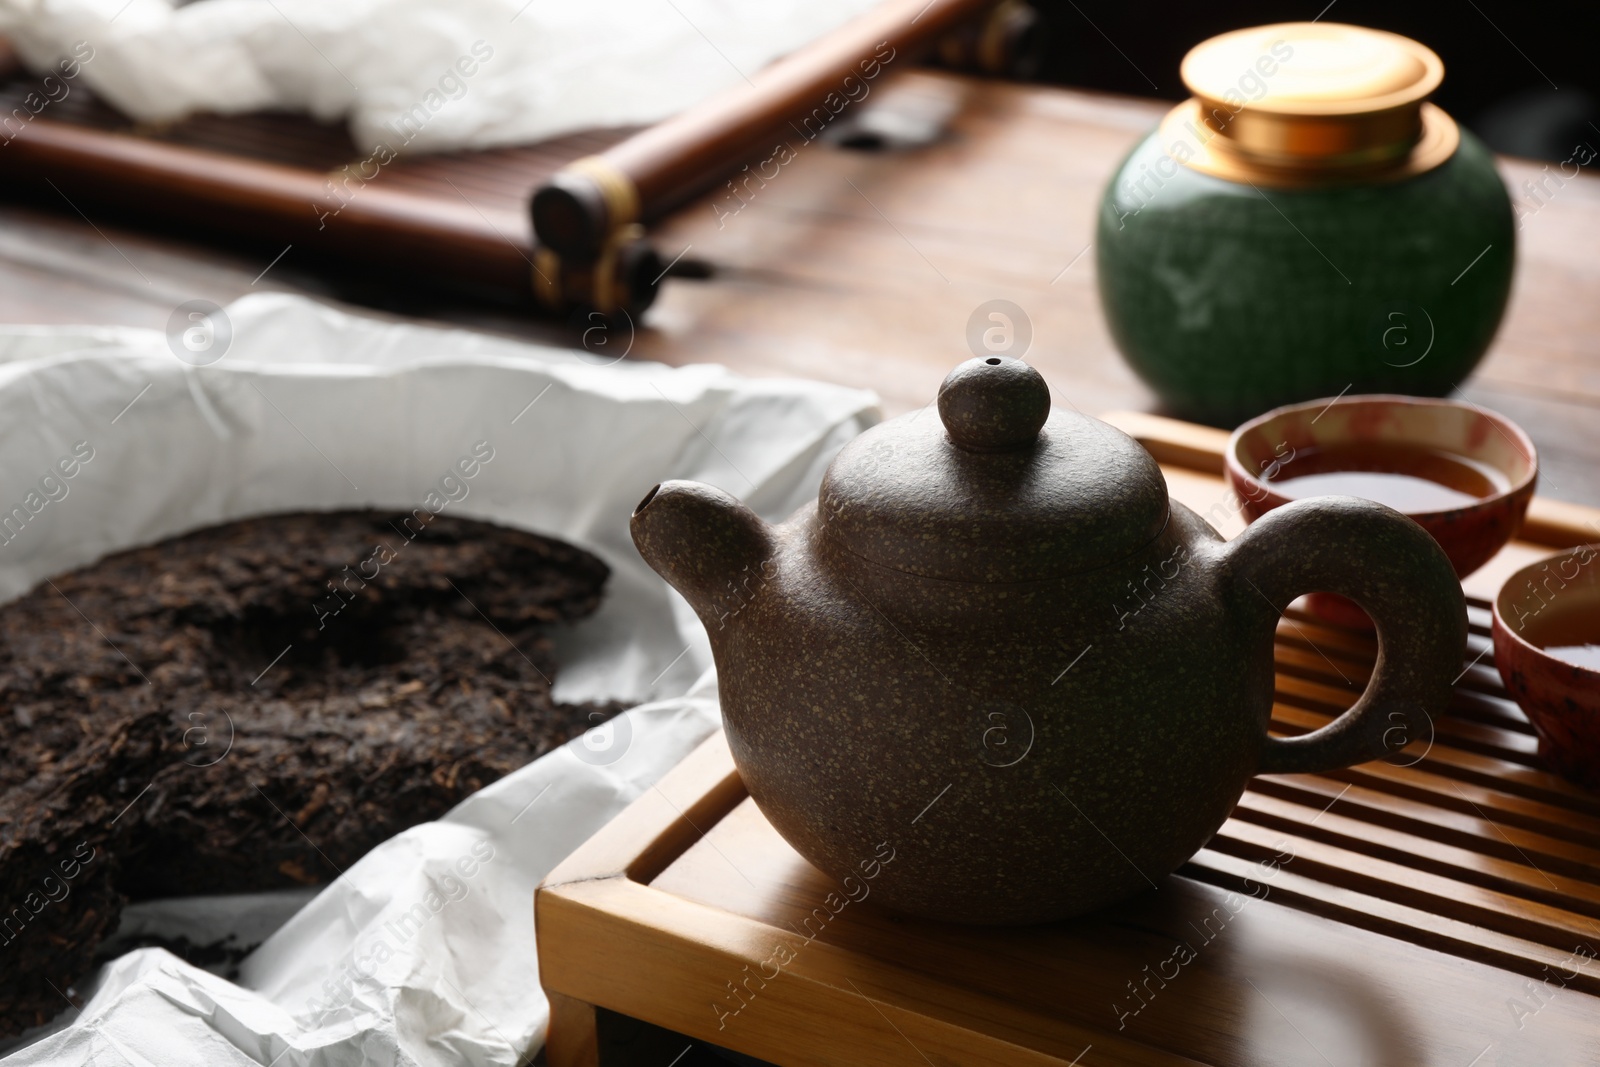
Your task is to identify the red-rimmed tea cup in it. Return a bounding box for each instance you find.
[1494,546,1600,790]
[1227,395,1538,628]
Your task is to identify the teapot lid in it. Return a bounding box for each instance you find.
[818,357,1169,582]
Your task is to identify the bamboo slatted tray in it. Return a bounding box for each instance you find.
[537,412,1600,1067]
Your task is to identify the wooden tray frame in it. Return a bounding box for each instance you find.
[536,412,1600,1067]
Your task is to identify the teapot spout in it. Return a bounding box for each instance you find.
[630,480,775,625]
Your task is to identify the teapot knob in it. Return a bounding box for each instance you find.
[938,356,1051,452]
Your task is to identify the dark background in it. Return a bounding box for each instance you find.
[1027,0,1598,162]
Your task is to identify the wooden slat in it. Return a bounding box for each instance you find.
[1181,849,1600,998]
[1210,811,1600,952]
[1250,773,1600,882]
[1270,704,1600,818]
[1328,760,1600,854]
[1230,790,1600,920]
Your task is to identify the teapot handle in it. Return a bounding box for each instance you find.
[1217,496,1466,775]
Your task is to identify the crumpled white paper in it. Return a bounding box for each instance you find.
[0,293,879,1064]
[0,0,883,153]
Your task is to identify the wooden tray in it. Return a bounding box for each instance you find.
[536,412,1600,1067]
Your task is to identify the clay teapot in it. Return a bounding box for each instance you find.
[631,357,1466,923]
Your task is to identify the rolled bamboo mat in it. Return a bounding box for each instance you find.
[0,0,1031,317]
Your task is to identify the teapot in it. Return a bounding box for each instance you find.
[631,357,1465,923]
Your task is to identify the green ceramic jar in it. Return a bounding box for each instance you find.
[1096,23,1516,426]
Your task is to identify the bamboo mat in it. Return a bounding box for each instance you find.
[0,79,632,216]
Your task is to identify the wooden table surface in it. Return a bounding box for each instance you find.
[1,70,1597,514]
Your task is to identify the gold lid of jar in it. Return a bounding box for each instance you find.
[1159,23,1460,187]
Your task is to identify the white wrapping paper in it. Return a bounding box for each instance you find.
[0,293,879,1064]
[0,0,883,153]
